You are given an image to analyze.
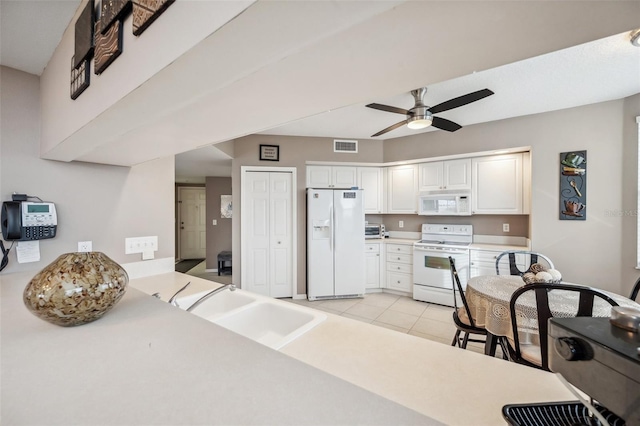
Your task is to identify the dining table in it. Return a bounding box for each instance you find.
[465,275,640,356]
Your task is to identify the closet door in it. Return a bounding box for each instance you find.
[269,172,293,298]
[244,172,270,295]
[243,171,293,297]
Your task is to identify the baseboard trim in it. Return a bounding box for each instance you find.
[292,294,307,300]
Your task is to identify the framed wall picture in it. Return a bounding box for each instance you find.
[259,144,279,161]
[559,150,587,220]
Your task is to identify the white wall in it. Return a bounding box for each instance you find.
[39,0,254,155]
[384,97,640,295]
[0,66,175,274]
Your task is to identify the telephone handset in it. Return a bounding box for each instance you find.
[1,201,58,241]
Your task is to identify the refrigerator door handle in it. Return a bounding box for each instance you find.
[329,204,334,251]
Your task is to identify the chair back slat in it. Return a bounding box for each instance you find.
[449,257,476,328]
[509,283,618,371]
[497,250,553,276]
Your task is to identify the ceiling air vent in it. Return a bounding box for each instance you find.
[334,139,358,153]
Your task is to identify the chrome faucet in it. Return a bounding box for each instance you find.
[186,284,236,312]
[168,281,192,308]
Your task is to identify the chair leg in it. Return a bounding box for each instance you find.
[498,337,510,361]
[461,332,470,349]
[451,330,461,347]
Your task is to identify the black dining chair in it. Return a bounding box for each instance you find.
[495,250,554,276]
[630,276,640,301]
[449,256,487,349]
[505,283,618,371]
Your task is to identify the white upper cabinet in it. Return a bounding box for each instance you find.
[357,167,383,214]
[419,159,471,192]
[386,164,418,213]
[306,165,357,188]
[472,153,524,214]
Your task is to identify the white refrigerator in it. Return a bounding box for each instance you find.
[307,188,365,300]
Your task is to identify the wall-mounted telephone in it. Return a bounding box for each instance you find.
[1,201,58,241]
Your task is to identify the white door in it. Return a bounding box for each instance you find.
[178,187,206,259]
[419,162,444,191]
[332,166,357,188]
[307,189,335,299]
[444,159,472,190]
[243,171,293,297]
[357,167,383,213]
[472,154,523,214]
[333,190,365,296]
[269,173,293,298]
[386,165,418,213]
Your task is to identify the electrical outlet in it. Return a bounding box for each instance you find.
[78,241,92,252]
[212,219,217,226]
[399,220,404,228]
[503,223,510,232]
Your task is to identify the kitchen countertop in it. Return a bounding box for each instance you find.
[365,237,417,244]
[133,274,577,425]
[0,271,437,425]
[2,271,577,425]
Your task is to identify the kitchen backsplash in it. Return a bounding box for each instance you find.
[365,214,529,238]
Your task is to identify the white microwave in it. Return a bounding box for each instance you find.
[418,191,472,216]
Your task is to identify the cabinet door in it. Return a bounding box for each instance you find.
[472,154,523,214]
[357,167,383,213]
[418,162,443,191]
[365,252,381,289]
[386,165,418,213]
[332,166,357,188]
[306,166,332,188]
[444,159,471,190]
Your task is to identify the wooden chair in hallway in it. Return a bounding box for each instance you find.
[449,257,487,349]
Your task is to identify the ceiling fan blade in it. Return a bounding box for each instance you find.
[366,103,411,115]
[371,120,407,137]
[428,89,494,114]
[432,116,462,132]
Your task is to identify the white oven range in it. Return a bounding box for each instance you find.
[413,224,472,307]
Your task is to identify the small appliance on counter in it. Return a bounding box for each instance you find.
[365,223,385,239]
[503,316,640,425]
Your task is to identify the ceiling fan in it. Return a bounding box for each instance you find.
[366,87,494,137]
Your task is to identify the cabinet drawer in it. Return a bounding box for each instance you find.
[469,249,502,263]
[386,244,412,255]
[365,243,381,253]
[386,253,412,264]
[387,262,412,274]
[386,271,412,292]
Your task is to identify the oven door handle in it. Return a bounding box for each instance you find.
[413,246,467,255]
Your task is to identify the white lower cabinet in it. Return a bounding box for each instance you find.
[385,243,413,293]
[365,242,383,289]
[469,248,527,278]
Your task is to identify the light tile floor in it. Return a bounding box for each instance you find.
[284,292,490,355]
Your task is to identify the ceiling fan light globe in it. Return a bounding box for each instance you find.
[407,117,433,129]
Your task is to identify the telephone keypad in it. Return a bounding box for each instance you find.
[23,226,57,240]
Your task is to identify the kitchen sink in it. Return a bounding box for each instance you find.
[178,289,257,320]
[213,302,326,350]
[177,286,326,350]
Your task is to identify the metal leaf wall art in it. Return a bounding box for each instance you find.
[70,0,175,99]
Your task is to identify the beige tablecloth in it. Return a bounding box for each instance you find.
[465,275,640,344]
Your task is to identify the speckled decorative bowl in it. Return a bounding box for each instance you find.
[23,252,128,327]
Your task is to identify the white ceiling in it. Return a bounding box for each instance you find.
[1,1,639,178]
[0,0,81,76]
[260,32,640,140]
